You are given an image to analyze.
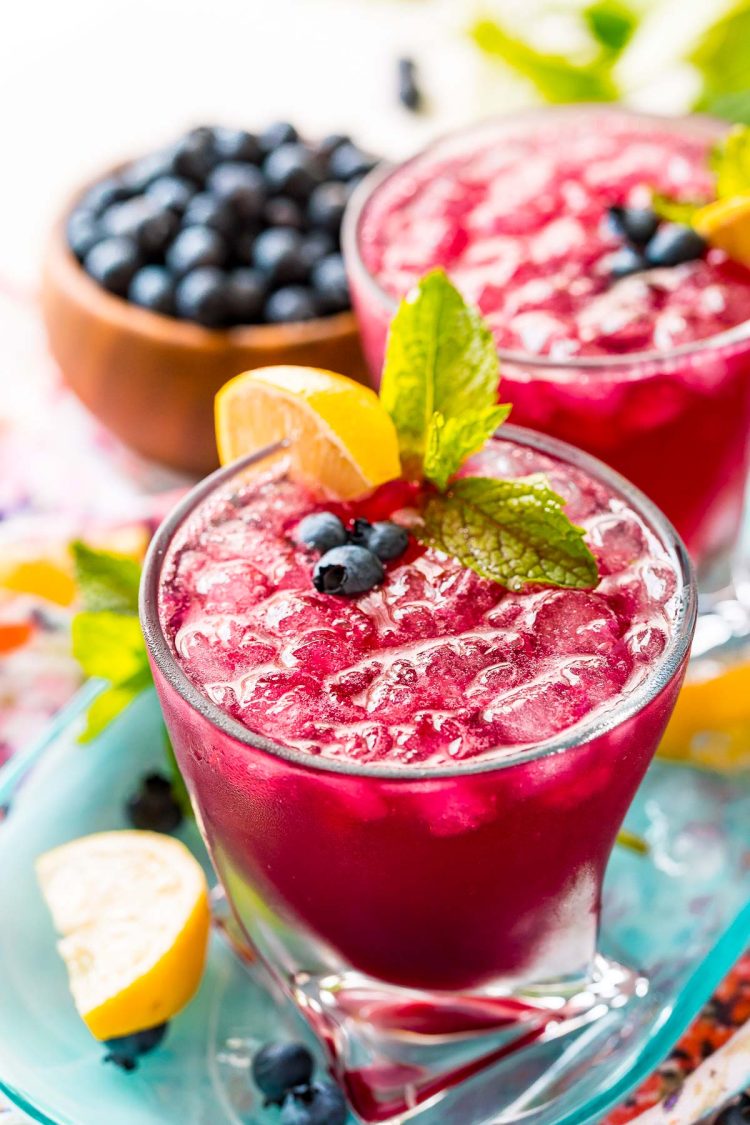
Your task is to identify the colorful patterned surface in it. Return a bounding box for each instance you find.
[0,286,748,1123]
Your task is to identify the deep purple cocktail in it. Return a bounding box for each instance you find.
[344,108,750,572]
[142,430,694,1003]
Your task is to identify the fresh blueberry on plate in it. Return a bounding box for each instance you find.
[251,1041,315,1104]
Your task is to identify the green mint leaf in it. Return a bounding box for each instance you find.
[72,611,149,683]
[416,475,599,590]
[424,404,511,492]
[709,124,750,198]
[701,91,750,125]
[164,729,193,817]
[380,269,503,478]
[690,2,750,112]
[469,18,619,102]
[583,0,638,54]
[79,672,151,743]
[651,192,706,225]
[71,541,141,615]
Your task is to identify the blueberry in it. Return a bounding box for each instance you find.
[208,162,266,221]
[296,512,348,553]
[607,206,659,247]
[259,121,299,153]
[265,285,318,324]
[67,210,100,260]
[610,245,646,280]
[299,232,336,273]
[645,223,706,267]
[102,198,179,256]
[252,227,307,285]
[128,266,176,316]
[263,143,324,201]
[307,182,347,235]
[166,226,228,276]
[264,196,306,231]
[315,133,350,163]
[352,519,408,560]
[182,192,237,236]
[225,268,266,324]
[125,771,183,830]
[80,177,129,215]
[175,267,229,327]
[146,175,195,214]
[233,228,260,266]
[104,1022,168,1071]
[311,254,349,313]
[214,127,262,165]
[173,126,217,182]
[251,1041,315,1105]
[715,1097,750,1125]
[280,1081,348,1125]
[397,56,423,112]
[84,237,141,296]
[328,143,376,182]
[122,150,176,193]
[313,545,384,595]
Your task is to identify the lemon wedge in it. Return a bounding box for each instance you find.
[693,194,750,269]
[36,830,210,1040]
[658,658,750,771]
[215,365,401,500]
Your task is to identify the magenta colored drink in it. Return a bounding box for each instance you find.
[143,430,694,994]
[344,109,750,566]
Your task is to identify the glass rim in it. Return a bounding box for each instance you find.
[341,103,750,372]
[140,424,697,781]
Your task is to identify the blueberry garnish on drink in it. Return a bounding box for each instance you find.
[66,123,378,327]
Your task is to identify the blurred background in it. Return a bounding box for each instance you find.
[2,0,747,289]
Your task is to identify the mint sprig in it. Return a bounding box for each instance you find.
[380,271,598,590]
[710,123,750,199]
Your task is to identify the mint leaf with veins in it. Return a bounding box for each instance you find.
[416,475,599,590]
[424,404,511,492]
[380,269,506,480]
[72,540,141,614]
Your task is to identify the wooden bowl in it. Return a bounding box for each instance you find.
[41,199,371,477]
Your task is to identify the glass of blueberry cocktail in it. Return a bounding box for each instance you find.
[141,276,696,1118]
[344,108,750,614]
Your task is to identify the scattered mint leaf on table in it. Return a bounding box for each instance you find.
[72,540,141,614]
[416,476,599,590]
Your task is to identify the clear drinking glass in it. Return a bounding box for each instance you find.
[140,428,696,1122]
[342,107,750,657]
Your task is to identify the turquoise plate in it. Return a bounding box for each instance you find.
[1,687,750,1125]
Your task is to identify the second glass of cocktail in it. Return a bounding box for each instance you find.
[141,275,696,1122]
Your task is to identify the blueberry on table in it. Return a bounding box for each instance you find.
[263,143,324,201]
[67,210,100,260]
[84,237,141,296]
[397,56,423,112]
[175,267,230,327]
[251,1041,315,1105]
[252,227,307,285]
[80,176,129,215]
[259,121,299,153]
[225,268,266,324]
[311,254,350,313]
[166,225,228,276]
[145,175,195,214]
[182,192,237,236]
[307,182,347,235]
[264,196,306,231]
[296,512,348,553]
[610,245,646,280]
[313,545,384,595]
[172,126,217,182]
[607,205,658,246]
[280,1080,348,1125]
[265,285,318,324]
[207,162,266,221]
[645,223,706,267]
[128,266,176,316]
[104,1022,169,1071]
[328,143,376,182]
[214,126,262,165]
[126,771,183,831]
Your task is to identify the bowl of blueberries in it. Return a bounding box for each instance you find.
[41,123,376,475]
